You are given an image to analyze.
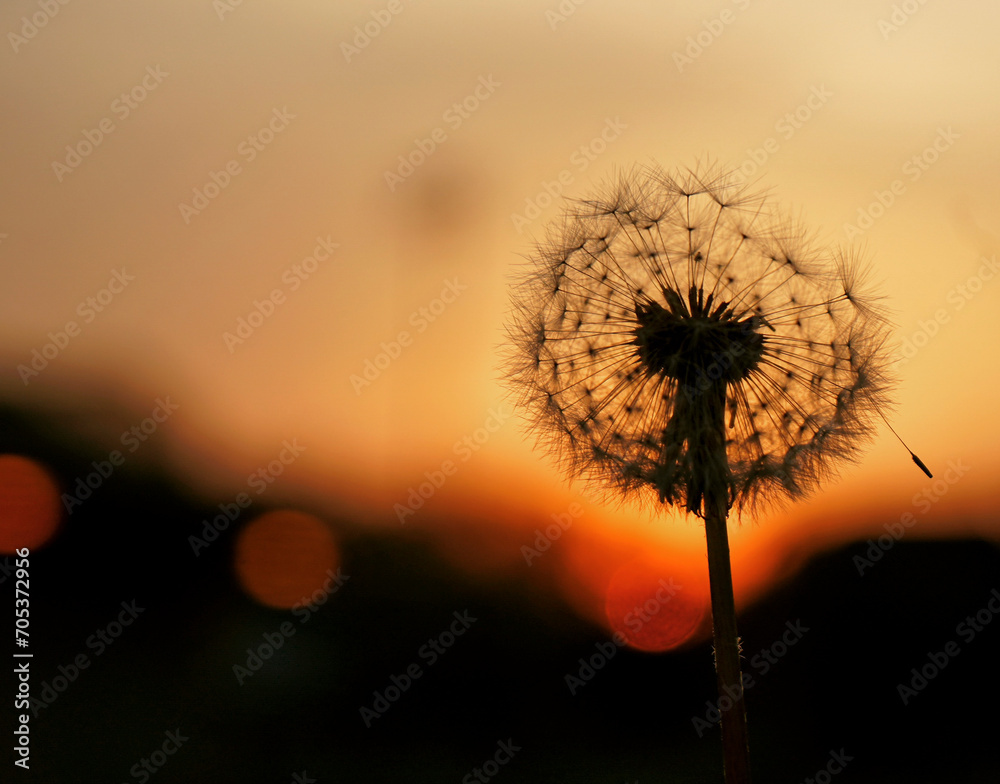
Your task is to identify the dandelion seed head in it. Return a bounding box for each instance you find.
[504,163,894,516]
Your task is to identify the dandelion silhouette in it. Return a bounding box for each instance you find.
[504,163,905,783]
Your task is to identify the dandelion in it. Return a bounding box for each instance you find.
[503,163,905,784]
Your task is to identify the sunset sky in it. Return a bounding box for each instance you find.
[2,0,999,641]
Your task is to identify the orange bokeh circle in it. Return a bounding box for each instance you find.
[0,454,62,553]
[605,557,708,652]
[234,509,340,609]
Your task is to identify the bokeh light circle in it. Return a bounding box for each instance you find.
[0,454,62,552]
[605,557,708,652]
[234,510,340,609]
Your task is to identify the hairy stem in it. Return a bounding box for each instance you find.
[705,493,751,784]
[699,381,752,784]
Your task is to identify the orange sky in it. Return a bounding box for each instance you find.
[2,1,999,634]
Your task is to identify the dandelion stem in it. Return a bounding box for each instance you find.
[705,496,752,784]
[700,384,752,784]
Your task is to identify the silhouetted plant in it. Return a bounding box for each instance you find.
[503,163,895,784]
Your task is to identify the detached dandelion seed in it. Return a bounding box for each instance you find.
[503,163,896,784]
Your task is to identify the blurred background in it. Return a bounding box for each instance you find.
[1,1,998,781]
